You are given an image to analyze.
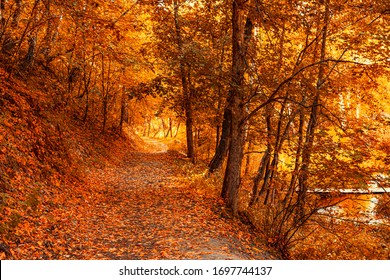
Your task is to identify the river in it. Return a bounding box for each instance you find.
[316,193,389,225]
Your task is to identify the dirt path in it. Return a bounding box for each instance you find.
[63,139,270,259]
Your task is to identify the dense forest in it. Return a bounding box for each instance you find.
[1,0,389,259]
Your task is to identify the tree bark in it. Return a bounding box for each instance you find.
[174,121,181,137]
[119,92,127,134]
[173,0,195,162]
[297,0,330,217]
[208,108,231,173]
[221,0,253,215]
[22,35,37,68]
[11,0,22,28]
[212,37,227,161]
[222,97,245,214]
[0,0,5,29]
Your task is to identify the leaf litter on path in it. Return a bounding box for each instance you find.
[5,138,271,259]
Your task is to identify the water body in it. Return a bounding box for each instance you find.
[317,193,389,225]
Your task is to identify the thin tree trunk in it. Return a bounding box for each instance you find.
[0,0,5,29]
[161,118,167,137]
[148,118,152,137]
[119,92,127,134]
[209,108,231,173]
[165,118,173,138]
[244,135,253,176]
[43,0,55,63]
[249,21,287,206]
[11,0,22,29]
[101,55,112,133]
[174,121,181,137]
[297,0,330,217]
[250,147,270,206]
[214,39,227,151]
[283,99,305,206]
[82,50,95,122]
[173,0,194,162]
[22,0,40,69]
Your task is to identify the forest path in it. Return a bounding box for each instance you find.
[65,138,269,260]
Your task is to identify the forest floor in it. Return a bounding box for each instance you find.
[62,137,272,260]
[50,138,271,259]
[4,136,272,260]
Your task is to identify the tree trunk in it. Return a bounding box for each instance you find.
[119,92,127,134]
[283,98,305,207]
[250,147,271,206]
[185,95,195,161]
[43,0,54,62]
[222,96,245,214]
[174,121,181,137]
[165,118,173,138]
[101,54,111,133]
[221,0,253,215]
[0,0,5,29]
[161,118,167,137]
[22,35,37,68]
[102,94,108,133]
[82,51,95,122]
[208,108,231,173]
[147,117,152,137]
[297,0,330,217]
[11,0,22,29]
[213,38,227,154]
[21,0,40,69]
[173,0,195,162]
[244,130,253,176]
[83,90,89,122]
[249,21,287,207]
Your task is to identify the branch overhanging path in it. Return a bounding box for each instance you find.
[59,138,269,259]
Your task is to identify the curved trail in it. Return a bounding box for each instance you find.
[67,139,269,259]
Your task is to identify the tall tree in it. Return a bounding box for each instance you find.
[221,0,253,215]
[297,0,330,217]
[173,0,195,162]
